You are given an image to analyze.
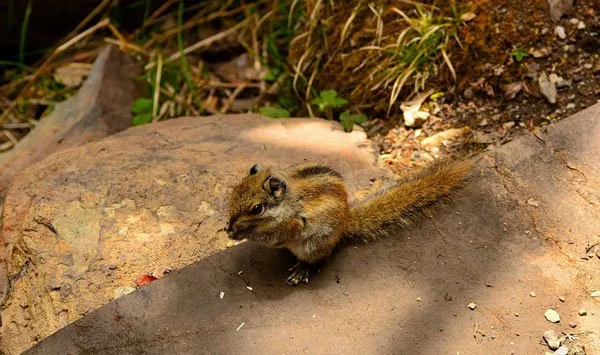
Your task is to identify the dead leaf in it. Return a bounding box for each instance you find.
[53,63,93,88]
[135,274,158,287]
[461,12,477,22]
[502,81,523,100]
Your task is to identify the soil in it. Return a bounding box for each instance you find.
[366,0,600,175]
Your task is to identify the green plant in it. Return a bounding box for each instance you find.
[177,0,197,104]
[311,90,348,120]
[339,110,367,132]
[259,106,290,119]
[19,0,32,65]
[511,48,529,63]
[131,97,153,125]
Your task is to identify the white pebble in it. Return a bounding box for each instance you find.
[544,308,560,323]
[219,291,224,299]
[246,286,253,291]
[236,322,245,331]
[555,26,566,39]
[468,302,477,310]
[577,21,586,29]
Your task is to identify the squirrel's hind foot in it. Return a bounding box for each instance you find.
[286,261,310,286]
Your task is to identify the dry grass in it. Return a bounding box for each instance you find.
[0,0,471,151]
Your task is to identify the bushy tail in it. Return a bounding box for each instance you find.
[345,159,473,243]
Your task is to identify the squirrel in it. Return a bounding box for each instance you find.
[226,160,473,285]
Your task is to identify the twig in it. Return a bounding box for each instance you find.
[2,130,18,144]
[104,38,149,56]
[153,53,163,120]
[221,83,247,113]
[66,0,113,38]
[56,18,109,53]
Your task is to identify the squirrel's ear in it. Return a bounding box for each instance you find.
[263,176,286,198]
[249,164,262,175]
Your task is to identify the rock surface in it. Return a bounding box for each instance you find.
[548,0,574,22]
[0,114,388,354]
[0,45,142,199]
[25,104,600,354]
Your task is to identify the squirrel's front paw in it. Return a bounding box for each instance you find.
[286,261,309,286]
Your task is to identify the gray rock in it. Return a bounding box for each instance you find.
[548,0,574,22]
[539,73,558,104]
[553,345,569,355]
[543,330,561,350]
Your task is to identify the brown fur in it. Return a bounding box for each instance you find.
[227,160,473,284]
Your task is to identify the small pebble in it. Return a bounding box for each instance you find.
[558,296,565,302]
[219,291,224,299]
[569,322,577,328]
[544,308,561,323]
[569,18,579,25]
[416,297,422,302]
[578,309,587,316]
[566,103,576,109]
[591,290,600,297]
[503,121,515,130]
[555,26,566,39]
[554,345,569,355]
[236,322,245,331]
[468,302,477,310]
[577,21,586,29]
[530,291,537,297]
[246,286,253,291]
[514,312,519,317]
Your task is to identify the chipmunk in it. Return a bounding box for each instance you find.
[226,160,473,285]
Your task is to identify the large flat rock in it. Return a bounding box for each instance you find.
[0,114,387,354]
[25,105,600,354]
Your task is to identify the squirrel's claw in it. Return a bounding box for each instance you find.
[286,261,310,286]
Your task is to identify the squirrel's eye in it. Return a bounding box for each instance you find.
[250,204,264,215]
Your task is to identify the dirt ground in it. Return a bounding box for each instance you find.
[367,0,600,175]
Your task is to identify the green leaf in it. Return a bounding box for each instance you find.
[311,97,326,112]
[350,112,367,124]
[131,98,153,114]
[259,106,290,118]
[511,48,529,63]
[340,110,367,132]
[264,67,281,82]
[311,90,348,112]
[132,112,152,126]
[430,92,444,100]
[320,90,338,102]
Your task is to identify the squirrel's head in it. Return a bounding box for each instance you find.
[226,164,292,246]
